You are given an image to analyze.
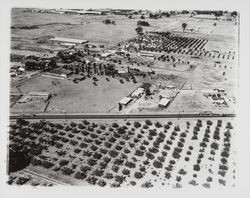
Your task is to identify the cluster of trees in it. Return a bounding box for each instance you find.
[8,119,49,174]
[24,56,57,71]
[9,117,233,187]
[137,20,150,27]
[135,26,143,35]
[57,50,144,83]
[149,12,171,19]
[10,54,25,62]
[194,10,223,15]
[231,11,237,17]
[103,19,116,25]
[57,50,84,63]
[129,30,206,54]
[140,15,145,19]
[182,23,187,31]
[149,13,161,19]
[217,122,232,179]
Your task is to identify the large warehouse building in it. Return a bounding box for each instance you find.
[50,37,88,44]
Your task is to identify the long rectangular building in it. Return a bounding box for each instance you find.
[50,37,88,44]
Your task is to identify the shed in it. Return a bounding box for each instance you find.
[18,67,25,72]
[101,52,112,58]
[131,88,144,98]
[159,98,170,108]
[119,97,132,106]
[166,85,175,89]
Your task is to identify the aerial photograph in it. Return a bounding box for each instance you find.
[8,7,238,188]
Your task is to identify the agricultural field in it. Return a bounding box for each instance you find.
[11,75,139,113]
[8,118,235,187]
[8,8,239,188]
[7,170,55,186]
[11,8,155,54]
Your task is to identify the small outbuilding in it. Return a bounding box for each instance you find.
[101,52,112,58]
[158,98,170,108]
[131,88,144,98]
[166,85,175,89]
[119,97,132,106]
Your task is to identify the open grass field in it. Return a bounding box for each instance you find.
[11,99,47,113]
[150,74,187,89]
[11,9,237,54]
[183,63,237,97]
[10,75,139,113]
[167,90,217,113]
[11,9,155,53]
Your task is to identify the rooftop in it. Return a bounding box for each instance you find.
[28,92,50,96]
[50,37,88,44]
[131,88,144,97]
[159,98,170,106]
[119,97,132,105]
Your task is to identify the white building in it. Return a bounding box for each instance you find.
[131,88,144,98]
[101,52,112,58]
[119,97,132,106]
[50,37,88,44]
[159,98,170,108]
[18,67,25,72]
[117,66,128,74]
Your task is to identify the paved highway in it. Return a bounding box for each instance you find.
[10,113,236,120]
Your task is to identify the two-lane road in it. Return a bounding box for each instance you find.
[9,113,236,120]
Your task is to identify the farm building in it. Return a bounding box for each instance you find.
[61,42,76,47]
[80,11,103,15]
[166,85,175,89]
[49,68,73,79]
[214,88,225,93]
[158,98,170,108]
[113,10,134,15]
[140,53,155,58]
[50,37,88,44]
[11,64,21,70]
[116,66,128,74]
[28,92,51,101]
[101,52,112,58]
[54,9,104,15]
[119,97,132,106]
[117,68,127,74]
[131,88,144,98]
[11,62,24,71]
[18,92,51,103]
[107,50,117,54]
[18,67,25,72]
[140,51,164,57]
